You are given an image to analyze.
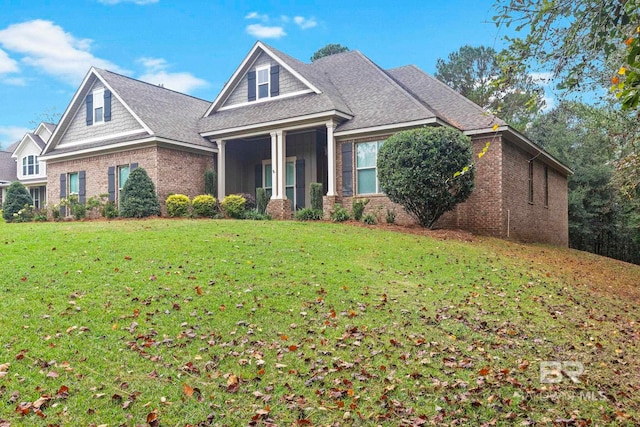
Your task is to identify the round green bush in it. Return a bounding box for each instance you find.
[377,127,475,228]
[192,194,217,218]
[166,194,191,217]
[2,181,33,223]
[220,194,246,219]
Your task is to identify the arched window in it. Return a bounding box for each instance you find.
[22,155,40,176]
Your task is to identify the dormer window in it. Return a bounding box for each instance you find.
[22,155,40,176]
[247,64,279,102]
[86,88,112,126]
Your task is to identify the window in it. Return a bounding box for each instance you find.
[263,158,295,203]
[93,89,105,124]
[528,161,534,204]
[544,165,549,207]
[68,172,79,195]
[356,141,383,194]
[257,66,270,99]
[22,155,39,176]
[30,188,40,209]
[117,165,130,202]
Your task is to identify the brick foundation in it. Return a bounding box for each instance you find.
[266,198,292,220]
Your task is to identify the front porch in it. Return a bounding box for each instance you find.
[214,121,339,219]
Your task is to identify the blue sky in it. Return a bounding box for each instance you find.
[0,0,521,150]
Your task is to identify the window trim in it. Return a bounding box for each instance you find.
[68,172,79,196]
[262,157,296,202]
[256,65,270,100]
[93,88,105,125]
[356,140,384,195]
[22,155,40,176]
[117,164,130,204]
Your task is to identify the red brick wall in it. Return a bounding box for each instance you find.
[46,145,215,216]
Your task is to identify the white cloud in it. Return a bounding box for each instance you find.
[98,0,159,5]
[293,16,317,30]
[245,11,269,22]
[0,48,19,74]
[137,57,208,94]
[2,76,27,86]
[246,24,286,39]
[0,125,29,149]
[0,20,125,85]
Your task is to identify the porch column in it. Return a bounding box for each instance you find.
[270,131,279,199]
[326,121,337,196]
[276,130,286,200]
[217,140,226,199]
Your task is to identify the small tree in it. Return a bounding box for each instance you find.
[311,43,349,62]
[310,182,323,211]
[2,181,33,223]
[119,167,161,218]
[377,127,475,228]
[204,169,217,196]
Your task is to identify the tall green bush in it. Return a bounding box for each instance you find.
[377,127,474,228]
[166,194,191,217]
[119,167,161,218]
[256,188,269,214]
[204,169,217,196]
[2,181,33,223]
[310,182,323,211]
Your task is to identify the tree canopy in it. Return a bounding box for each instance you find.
[435,45,544,130]
[310,44,350,62]
[377,127,475,228]
[2,181,33,223]
[493,0,640,111]
[119,167,161,218]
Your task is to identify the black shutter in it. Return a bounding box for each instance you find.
[255,164,262,196]
[108,166,116,202]
[60,174,67,216]
[130,163,138,171]
[78,171,86,203]
[295,159,305,209]
[270,64,280,97]
[86,94,93,126]
[247,70,256,102]
[341,143,353,197]
[104,90,112,122]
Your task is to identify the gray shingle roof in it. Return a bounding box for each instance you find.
[26,132,47,150]
[386,65,505,131]
[0,144,18,182]
[97,69,212,148]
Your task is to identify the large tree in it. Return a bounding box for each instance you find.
[310,43,349,62]
[493,0,640,111]
[377,127,475,228]
[435,45,544,130]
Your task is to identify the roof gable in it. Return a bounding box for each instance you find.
[205,41,321,116]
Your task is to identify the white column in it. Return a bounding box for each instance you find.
[217,140,226,199]
[270,131,279,199]
[326,121,337,196]
[277,130,286,200]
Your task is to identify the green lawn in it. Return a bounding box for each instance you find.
[0,219,638,426]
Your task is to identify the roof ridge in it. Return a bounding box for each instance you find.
[353,52,438,118]
[94,68,211,103]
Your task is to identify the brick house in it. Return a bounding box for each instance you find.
[39,41,571,246]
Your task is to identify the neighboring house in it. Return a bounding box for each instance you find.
[0,122,53,209]
[0,141,19,207]
[40,41,570,246]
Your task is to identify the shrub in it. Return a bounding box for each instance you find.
[102,201,119,219]
[362,213,377,225]
[2,181,33,223]
[294,208,323,221]
[192,194,217,218]
[377,127,475,228]
[204,169,217,196]
[351,198,369,221]
[236,193,256,211]
[166,194,191,217]
[33,210,48,222]
[242,209,271,220]
[386,208,397,224]
[220,194,246,219]
[256,188,269,215]
[119,167,161,218]
[330,204,350,222]
[310,182,323,211]
[14,204,35,223]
